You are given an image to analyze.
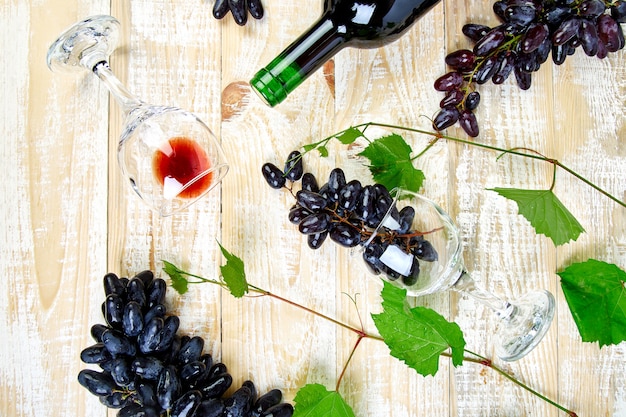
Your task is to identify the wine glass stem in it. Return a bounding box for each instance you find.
[92,61,143,114]
[454,271,515,320]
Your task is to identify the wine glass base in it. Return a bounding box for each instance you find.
[47,15,120,73]
[495,290,555,361]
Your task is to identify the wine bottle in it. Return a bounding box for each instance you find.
[250,0,441,107]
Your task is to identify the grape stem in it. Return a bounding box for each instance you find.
[299,122,626,207]
[306,122,625,208]
[450,350,578,417]
[259,286,577,416]
[164,263,577,416]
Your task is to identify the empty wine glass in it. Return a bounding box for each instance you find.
[361,188,555,361]
[46,15,229,216]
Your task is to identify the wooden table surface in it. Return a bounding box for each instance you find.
[2,1,626,416]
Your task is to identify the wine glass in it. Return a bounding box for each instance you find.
[361,188,555,361]
[46,15,229,216]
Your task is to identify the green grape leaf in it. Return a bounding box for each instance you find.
[557,259,626,347]
[335,127,363,144]
[162,260,189,295]
[358,134,425,194]
[217,243,248,298]
[293,384,355,417]
[488,188,585,245]
[371,281,465,376]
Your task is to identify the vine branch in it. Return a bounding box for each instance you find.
[350,122,625,208]
[165,263,576,416]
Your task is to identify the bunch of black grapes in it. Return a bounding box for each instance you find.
[261,151,438,287]
[433,0,626,137]
[78,271,293,417]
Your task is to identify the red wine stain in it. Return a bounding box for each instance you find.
[152,136,213,199]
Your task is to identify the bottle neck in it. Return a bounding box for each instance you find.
[250,16,346,107]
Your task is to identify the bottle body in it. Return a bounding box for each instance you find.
[250,0,441,107]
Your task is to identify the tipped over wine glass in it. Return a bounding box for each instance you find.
[362,188,555,361]
[46,15,229,216]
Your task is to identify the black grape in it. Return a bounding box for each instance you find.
[177,336,204,365]
[296,190,328,211]
[433,71,464,91]
[102,328,136,357]
[144,304,166,324]
[298,213,331,235]
[157,364,182,410]
[109,357,133,387]
[199,373,233,399]
[327,168,346,202]
[127,278,147,309]
[138,317,164,354]
[433,106,460,131]
[412,237,439,262]
[180,361,207,386]
[459,110,479,138]
[252,388,282,416]
[146,278,166,309]
[104,294,124,329]
[222,385,254,417]
[440,88,464,107]
[261,403,295,417]
[307,231,328,249]
[122,301,144,337]
[104,273,125,296]
[301,172,319,192]
[80,343,111,364]
[283,150,304,181]
[288,206,312,224]
[329,222,362,247]
[445,49,476,71]
[133,356,165,380]
[262,163,287,189]
[169,390,202,417]
[338,179,363,211]
[77,369,117,397]
[462,23,491,41]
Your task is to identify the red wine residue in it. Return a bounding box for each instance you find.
[152,136,213,199]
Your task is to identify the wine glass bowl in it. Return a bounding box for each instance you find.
[47,15,229,216]
[118,105,229,216]
[362,188,555,361]
[361,189,464,295]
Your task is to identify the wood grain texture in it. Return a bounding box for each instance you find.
[1,0,625,416]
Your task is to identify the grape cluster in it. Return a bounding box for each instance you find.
[213,0,264,26]
[261,152,438,287]
[432,0,626,137]
[78,271,294,417]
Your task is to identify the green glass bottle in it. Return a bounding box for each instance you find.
[250,0,441,107]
